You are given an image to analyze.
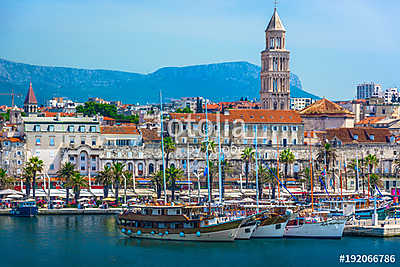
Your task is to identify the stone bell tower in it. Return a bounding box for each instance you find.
[260,7,290,110]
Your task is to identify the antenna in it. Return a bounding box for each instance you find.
[274,0,278,10]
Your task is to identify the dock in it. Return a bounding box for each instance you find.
[0,208,122,216]
[344,219,400,237]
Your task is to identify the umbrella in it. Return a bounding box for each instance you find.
[103,197,116,201]
[7,194,23,199]
[0,189,23,195]
[78,198,90,202]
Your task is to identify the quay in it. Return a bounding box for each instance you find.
[344,219,400,237]
[0,208,121,216]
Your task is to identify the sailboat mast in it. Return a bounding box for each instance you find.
[160,90,167,203]
[218,112,222,203]
[255,125,259,213]
[187,142,190,204]
[309,138,313,211]
[205,99,211,203]
[276,136,280,199]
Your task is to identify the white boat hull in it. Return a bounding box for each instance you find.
[284,219,346,239]
[122,227,239,242]
[251,221,287,238]
[236,223,258,240]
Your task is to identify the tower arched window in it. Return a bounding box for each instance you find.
[273,79,278,92]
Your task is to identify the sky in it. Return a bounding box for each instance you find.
[1,0,399,100]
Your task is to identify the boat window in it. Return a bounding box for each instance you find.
[183,223,193,229]
[158,223,167,229]
[275,223,281,229]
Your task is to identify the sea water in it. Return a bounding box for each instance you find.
[0,215,399,267]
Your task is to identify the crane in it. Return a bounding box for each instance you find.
[0,89,22,107]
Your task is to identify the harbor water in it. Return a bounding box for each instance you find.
[0,215,399,267]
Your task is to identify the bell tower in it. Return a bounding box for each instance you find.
[260,7,290,110]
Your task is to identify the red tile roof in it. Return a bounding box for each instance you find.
[319,127,393,144]
[299,98,354,117]
[43,111,75,117]
[102,116,115,121]
[100,125,139,135]
[24,82,38,104]
[355,116,385,126]
[140,128,161,142]
[169,109,302,124]
[0,137,23,143]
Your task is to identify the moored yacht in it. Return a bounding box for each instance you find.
[251,207,293,238]
[117,204,247,242]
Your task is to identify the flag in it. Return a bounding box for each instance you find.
[203,167,208,176]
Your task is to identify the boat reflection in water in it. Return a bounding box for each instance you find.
[10,199,38,217]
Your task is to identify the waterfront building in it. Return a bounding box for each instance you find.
[22,115,101,176]
[0,137,25,177]
[299,98,355,131]
[260,8,290,110]
[168,109,304,147]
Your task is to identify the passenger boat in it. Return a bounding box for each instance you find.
[251,207,293,238]
[117,204,247,242]
[283,211,347,239]
[319,199,389,219]
[10,199,38,217]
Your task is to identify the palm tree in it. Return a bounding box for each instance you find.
[164,136,176,168]
[0,168,15,189]
[317,143,337,190]
[166,165,184,202]
[151,170,163,199]
[369,173,382,195]
[57,162,76,205]
[67,173,88,204]
[365,154,379,196]
[111,162,125,206]
[252,164,268,200]
[96,165,113,198]
[241,147,255,189]
[220,159,235,200]
[279,149,295,186]
[299,166,312,191]
[22,166,33,197]
[265,167,279,199]
[26,157,44,199]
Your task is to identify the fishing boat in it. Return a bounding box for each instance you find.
[117,204,247,242]
[10,199,38,217]
[284,211,347,239]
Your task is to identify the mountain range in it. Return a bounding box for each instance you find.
[0,58,319,106]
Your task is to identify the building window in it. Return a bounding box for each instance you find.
[263,125,268,132]
[48,125,55,132]
[81,155,86,161]
[90,126,96,133]
[193,138,198,144]
[81,138,85,145]
[16,151,22,156]
[17,160,22,165]
[81,165,85,171]
[49,164,55,170]
[224,138,229,144]
[91,165,96,171]
[79,126,85,133]
[273,126,278,131]
[36,138,41,145]
[263,139,267,144]
[92,139,96,146]
[68,125,74,132]
[70,137,75,145]
[49,137,55,146]
[293,139,297,145]
[128,152,132,158]
[117,152,122,158]
[106,152,111,158]
[243,139,248,144]
[34,125,41,132]
[282,126,287,131]
[292,126,298,131]
[69,156,75,162]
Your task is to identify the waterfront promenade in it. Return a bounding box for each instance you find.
[0,208,122,215]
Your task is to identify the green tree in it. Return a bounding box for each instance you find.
[67,173,88,204]
[317,143,337,190]
[111,162,125,206]
[279,149,295,185]
[26,157,44,199]
[96,165,113,198]
[166,165,184,202]
[241,147,255,189]
[365,154,379,196]
[251,164,269,200]
[369,173,382,194]
[299,166,312,191]
[57,162,76,205]
[151,170,164,199]
[0,168,15,189]
[164,137,176,168]
[22,166,33,197]
[265,167,279,199]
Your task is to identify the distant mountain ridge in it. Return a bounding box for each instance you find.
[0,58,319,106]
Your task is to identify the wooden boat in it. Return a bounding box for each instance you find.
[10,199,38,217]
[117,204,247,242]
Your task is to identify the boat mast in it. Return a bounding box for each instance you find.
[255,124,259,213]
[340,153,343,200]
[309,137,313,211]
[160,90,167,203]
[276,136,280,199]
[187,142,190,204]
[218,112,222,203]
[205,98,211,203]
